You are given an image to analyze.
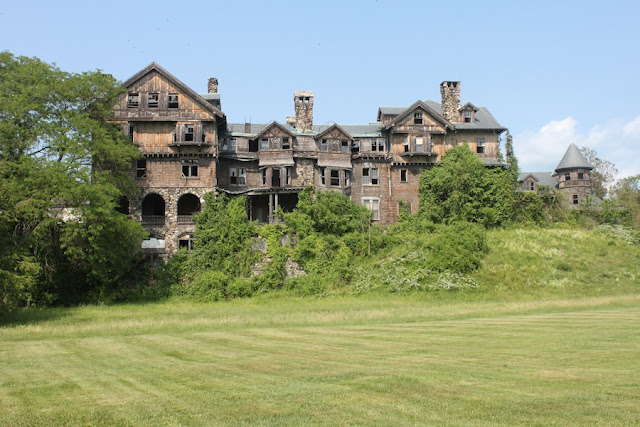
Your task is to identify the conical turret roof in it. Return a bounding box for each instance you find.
[555,143,593,172]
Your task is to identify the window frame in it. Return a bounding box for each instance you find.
[476,138,485,154]
[363,198,381,221]
[148,93,159,108]
[181,159,199,179]
[330,169,340,187]
[400,169,408,183]
[127,93,139,108]
[362,167,379,186]
[168,93,179,109]
[414,112,423,125]
[136,159,147,179]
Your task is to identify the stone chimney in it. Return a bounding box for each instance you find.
[440,81,460,122]
[208,77,218,94]
[294,91,313,131]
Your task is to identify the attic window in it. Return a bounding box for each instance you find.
[464,110,473,123]
[127,93,139,108]
[341,140,349,153]
[260,138,269,150]
[320,139,328,151]
[282,137,290,149]
[148,93,159,108]
[168,93,179,108]
[414,112,423,125]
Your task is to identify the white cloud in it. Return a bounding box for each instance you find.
[514,116,640,179]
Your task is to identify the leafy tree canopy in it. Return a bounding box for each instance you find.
[579,146,618,199]
[0,52,144,311]
[418,144,515,227]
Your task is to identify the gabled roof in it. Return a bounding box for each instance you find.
[518,171,558,188]
[251,121,295,140]
[423,100,506,131]
[554,143,592,172]
[314,124,354,141]
[122,62,224,118]
[460,102,478,112]
[385,100,453,130]
[377,106,406,121]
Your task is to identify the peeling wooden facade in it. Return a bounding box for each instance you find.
[116,63,509,254]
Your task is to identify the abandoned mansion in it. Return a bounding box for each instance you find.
[114,63,591,254]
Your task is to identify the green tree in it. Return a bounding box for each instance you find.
[579,146,618,199]
[0,52,144,310]
[418,144,515,227]
[612,174,640,228]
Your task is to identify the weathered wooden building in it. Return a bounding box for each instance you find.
[116,63,508,253]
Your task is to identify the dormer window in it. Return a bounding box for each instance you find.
[464,110,473,123]
[168,93,179,109]
[127,93,139,108]
[320,139,328,151]
[341,140,349,153]
[260,138,269,151]
[148,93,159,108]
[282,137,290,149]
[414,112,423,125]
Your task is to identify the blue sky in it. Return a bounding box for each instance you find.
[2,0,639,178]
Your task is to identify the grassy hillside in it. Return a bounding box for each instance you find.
[1,226,639,425]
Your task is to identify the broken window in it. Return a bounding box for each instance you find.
[526,181,536,191]
[230,167,246,185]
[564,173,571,181]
[260,138,269,151]
[376,138,385,152]
[184,125,195,142]
[320,167,326,186]
[285,167,292,185]
[320,139,328,151]
[578,172,584,180]
[362,167,379,185]
[415,137,424,153]
[403,137,410,152]
[344,170,350,186]
[148,93,159,108]
[414,112,423,125]
[363,199,380,220]
[128,124,134,141]
[330,169,340,186]
[179,235,195,251]
[168,93,179,108]
[223,138,237,152]
[341,140,349,153]
[127,93,139,108]
[573,194,579,205]
[181,160,198,178]
[282,137,290,150]
[272,168,281,187]
[400,169,408,182]
[261,169,267,186]
[476,138,485,154]
[464,110,474,123]
[136,159,147,178]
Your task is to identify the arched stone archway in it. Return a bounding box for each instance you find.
[177,193,201,224]
[142,193,165,225]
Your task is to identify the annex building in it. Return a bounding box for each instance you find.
[115,63,508,254]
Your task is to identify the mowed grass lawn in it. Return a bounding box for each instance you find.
[1,295,639,426]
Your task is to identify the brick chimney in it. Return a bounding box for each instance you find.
[208,78,218,94]
[440,81,460,122]
[294,91,313,131]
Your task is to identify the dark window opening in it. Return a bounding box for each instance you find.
[261,169,267,185]
[320,139,328,151]
[272,168,281,187]
[127,93,139,108]
[400,169,408,182]
[578,172,584,180]
[168,93,179,108]
[282,137,290,149]
[320,167,326,186]
[414,112,423,125]
[142,193,165,224]
[136,159,147,178]
[230,167,246,186]
[464,110,473,123]
[249,139,258,152]
[476,138,485,154]
[564,173,571,181]
[573,195,579,205]
[404,139,410,152]
[182,160,198,178]
[116,196,130,215]
[148,93,159,108]
[184,125,194,142]
[363,167,379,185]
[330,169,340,186]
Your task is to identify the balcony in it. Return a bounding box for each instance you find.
[142,215,165,225]
[177,215,195,224]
